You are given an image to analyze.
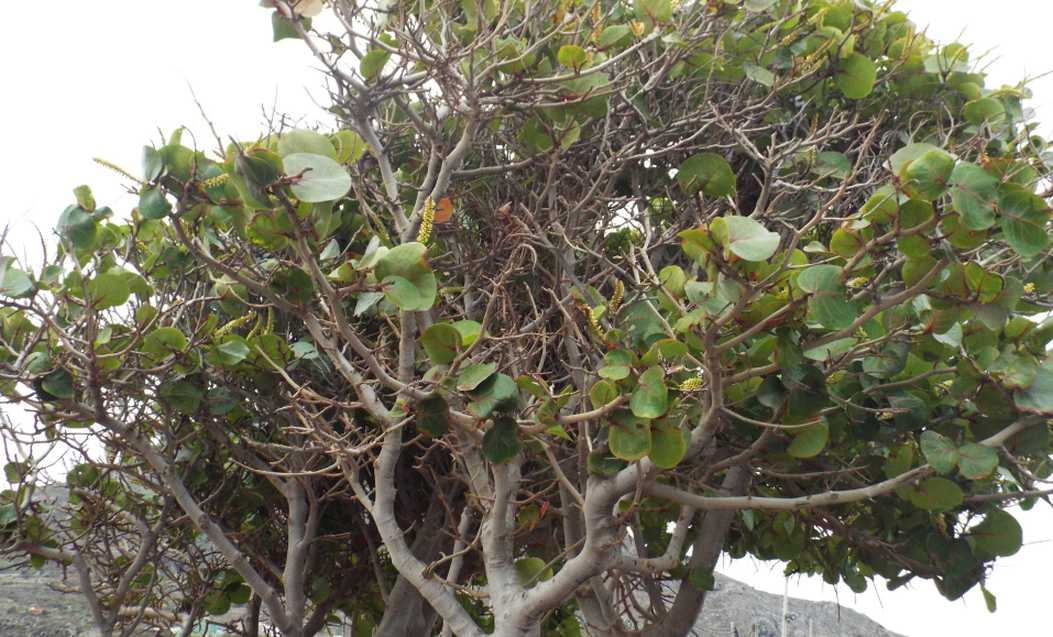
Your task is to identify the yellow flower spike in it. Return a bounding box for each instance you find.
[609,279,625,314]
[1024,282,1036,294]
[417,198,435,245]
[679,376,703,392]
[93,157,144,186]
[215,313,255,340]
[588,305,604,336]
[201,173,230,189]
[846,276,870,289]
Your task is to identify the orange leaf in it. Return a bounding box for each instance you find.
[435,196,454,224]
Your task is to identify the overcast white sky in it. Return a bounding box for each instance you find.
[2,1,1052,635]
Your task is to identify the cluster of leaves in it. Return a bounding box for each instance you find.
[2,0,1053,634]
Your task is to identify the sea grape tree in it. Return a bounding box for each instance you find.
[2,0,1053,635]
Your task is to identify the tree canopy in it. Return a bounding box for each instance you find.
[2,0,1053,635]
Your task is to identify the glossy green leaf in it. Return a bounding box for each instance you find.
[0,262,35,299]
[712,216,779,262]
[836,53,877,99]
[963,97,1005,125]
[88,272,131,309]
[421,322,461,365]
[630,366,668,419]
[468,373,519,417]
[160,381,203,415]
[557,45,589,70]
[1014,368,1053,415]
[949,162,999,230]
[998,185,1049,258]
[360,49,390,80]
[957,443,998,480]
[56,205,98,250]
[787,421,828,458]
[482,415,520,463]
[608,412,652,461]
[968,510,1022,558]
[278,129,337,159]
[633,0,672,23]
[678,153,736,197]
[920,430,959,474]
[908,477,963,512]
[142,327,188,360]
[415,393,450,437]
[903,148,955,200]
[41,369,74,400]
[649,421,688,468]
[457,363,498,391]
[283,153,352,203]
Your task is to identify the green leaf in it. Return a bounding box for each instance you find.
[374,242,437,311]
[677,153,736,197]
[139,187,171,220]
[999,185,1049,258]
[968,510,1022,558]
[587,449,627,477]
[903,149,955,200]
[597,25,631,50]
[41,369,74,400]
[963,97,1005,126]
[1014,367,1053,414]
[633,0,672,23]
[278,129,337,159]
[159,381,203,415]
[862,341,909,379]
[590,379,620,410]
[142,327,189,360]
[73,185,95,211]
[415,393,450,437]
[743,63,775,87]
[920,431,959,474]
[360,49,390,80]
[649,420,688,469]
[514,557,553,588]
[797,265,841,293]
[283,153,352,203]
[421,323,461,365]
[890,143,942,176]
[598,349,633,380]
[836,53,877,99]
[457,363,497,391]
[483,415,520,463]
[142,146,163,181]
[957,443,998,480]
[213,336,251,367]
[88,271,131,309]
[452,320,483,347]
[630,366,668,419]
[981,585,997,613]
[787,421,828,458]
[557,45,589,70]
[608,411,652,461]
[56,205,98,251]
[272,11,304,41]
[468,373,519,418]
[331,130,369,163]
[0,262,35,299]
[712,216,779,262]
[949,162,999,230]
[908,477,963,512]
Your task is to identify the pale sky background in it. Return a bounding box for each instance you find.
[2,1,1052,635]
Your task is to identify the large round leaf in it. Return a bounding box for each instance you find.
[711,216,780,262]
[920,430,959,474]
[630,366,668,419]
[908,477,963,512]
[88,271,131,309]
[468,373,519,418]
[457,363,497,391]
[649,421,688,468]
[482,415,520,463]
[608,412,652,461]
[787,421,828,458]
[903,149,955,200]
[957,443,998,480]
[415,393,450,437]
[421,322,461,365]
[677,153,736,197]
[836,53,877,99]
[949,162,999,230]
[283,153,352,203]
[998,185,1049,258]
[278,129,336,159]
[968,510,1022,558]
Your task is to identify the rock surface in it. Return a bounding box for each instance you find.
[694,574,906,637]
[0,564,905,637]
